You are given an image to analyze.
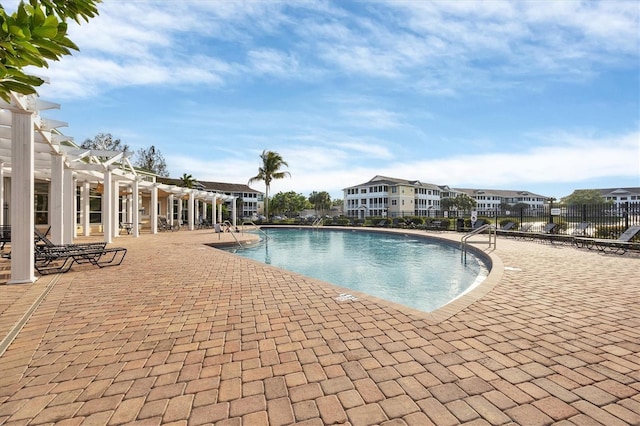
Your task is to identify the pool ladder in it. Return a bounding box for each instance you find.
[312,217,324,227]
[461,224,496,264]
[241,221,270,240]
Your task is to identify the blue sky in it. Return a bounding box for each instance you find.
[13,0,640,200]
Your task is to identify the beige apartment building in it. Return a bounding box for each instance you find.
[343,175,549,219]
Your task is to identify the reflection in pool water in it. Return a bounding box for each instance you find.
[222,228,488,313]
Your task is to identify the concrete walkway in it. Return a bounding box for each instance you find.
[0,228,638,425]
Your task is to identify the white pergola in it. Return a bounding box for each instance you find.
[0,90,235,284]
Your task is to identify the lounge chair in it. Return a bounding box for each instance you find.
[501,222,515,231]
[0,225,10,250]
[35,243,127,275]
[571,222,591,236]
[35,228,107,250]
[426,220,445,232]
[574,225,640,255]
[158,216,179,232]
[472,219,486,230]
[542,223,557,234]
[498,222,533,239]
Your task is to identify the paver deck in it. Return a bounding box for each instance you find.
[0,227,638,425]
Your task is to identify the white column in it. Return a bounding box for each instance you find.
[50,153,64,244]
[168,194,174,226]
[150,184,158,235]
[126,192,133,224]
[178,198,183,225]
[232,197,237,227]
[112,179,120,238]
[218,198,223,223]
[102,170,112,244]
[72,177,78,238]
[9,110,36,284]
[62,168,75,244]
[211,195,219,225]
[188,192,195,230]
[132,179,140,237]
[82,181,90,236]
[0,162,4,227]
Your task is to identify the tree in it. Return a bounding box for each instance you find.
[270,191,307,218]
[248,150,290,219]
[179,173,196,188]
[561,189,607,206]
[442,194,477,212]
[441,197,456,211]
[135,145,168,177]
[0,0,101,102]
[308,191,331,215]
[81,132,129,152]
[454,194,477,213]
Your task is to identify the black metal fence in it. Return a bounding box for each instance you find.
[462,202,640,239]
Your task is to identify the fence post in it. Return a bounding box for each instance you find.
[625,201,629,230]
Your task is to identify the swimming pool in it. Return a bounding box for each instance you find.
[222,228,489,313]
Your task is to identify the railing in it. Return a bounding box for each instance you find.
[312,217,324,227]
[222,220,242,247]
[241,221,270,240]
[461,224,496,264]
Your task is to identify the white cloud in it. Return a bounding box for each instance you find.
[166,130,639,199]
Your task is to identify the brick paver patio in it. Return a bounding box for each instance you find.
[0,228,638,425]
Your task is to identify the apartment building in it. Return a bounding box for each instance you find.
[596,187,640,208]
[344,176,442,218]
[343,176,549,219]
[453,188,548,215]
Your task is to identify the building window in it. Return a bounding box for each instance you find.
[89,187,102,223]
[35,182,49,225]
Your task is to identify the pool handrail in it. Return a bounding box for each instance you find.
[241,221,270,240]
[461,224,496,264]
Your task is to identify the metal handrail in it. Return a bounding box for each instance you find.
[312,217,323,227]
[241,221,270,240]
[219,220,242,247]
[461,224,496,264]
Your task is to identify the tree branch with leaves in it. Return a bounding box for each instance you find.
[0,0,101,102]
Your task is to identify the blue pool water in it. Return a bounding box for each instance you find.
[223,228,488,312]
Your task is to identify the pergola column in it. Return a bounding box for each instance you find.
[0,162,4,226]
[102,169,112,244]
[112,179,120,238]
[188,192,195,230]
[150,184,158,235]
[50,153,64,244]
[63,166,75,244]
[212,195,217,226]
[132,179,140,237]
[232,197,237,227]
[82,181,90,236]
[9,109,36,284]
[168,194,174,226]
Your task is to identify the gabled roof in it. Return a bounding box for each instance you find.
[453,188,549,199]
[345,175,443,190]
[157,177,262,195]
[590,187,640,196]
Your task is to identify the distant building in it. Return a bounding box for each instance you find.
[593,187,640,208]
[343,175,549,219]
[452,188,548,216]
[158,178,263,219]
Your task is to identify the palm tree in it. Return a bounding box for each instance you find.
[180,173,196,188]
[248,150,291,220]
